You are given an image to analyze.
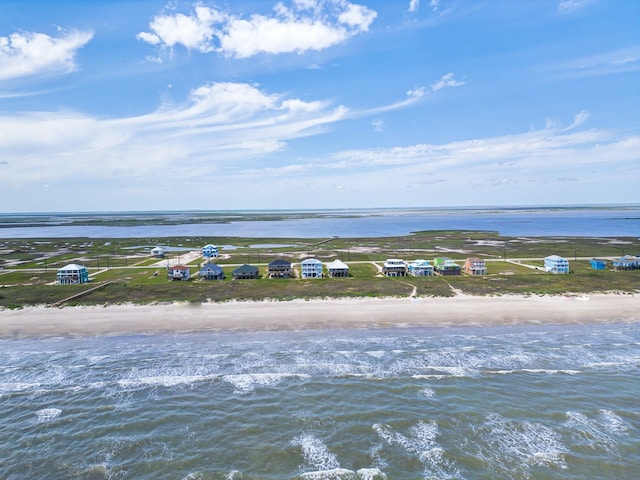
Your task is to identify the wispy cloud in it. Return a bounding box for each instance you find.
[430,72,465,91]
[557,0,596,14]
[138,0,377,59]
[0,28,93,81]
[0,82,349,185]
[241,113,638,191]
[565,109,590,130]
[408,0,420,13]
[550,46,640,78]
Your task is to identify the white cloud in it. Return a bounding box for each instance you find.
[0,29,93,81]
[138,1,377,59]
[430,72,465,91]
[408,0,420,13]
[135,6,223,53]
[558,0,595,13]
[407,86,426,98]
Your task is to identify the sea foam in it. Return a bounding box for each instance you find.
[36,408,62,422]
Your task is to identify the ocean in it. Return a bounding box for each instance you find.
[1,324,639,479]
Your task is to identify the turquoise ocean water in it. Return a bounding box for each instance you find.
[2,324,639,479]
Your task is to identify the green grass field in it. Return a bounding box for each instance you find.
[1,231,638,307]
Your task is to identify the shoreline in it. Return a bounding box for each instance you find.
[1,293,638,338]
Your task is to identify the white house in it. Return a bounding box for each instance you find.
[168,265,190,281]
[300,258,323,278]
[202,244,219,258]
[326,259,349,277]
[382,258,406,277]
[544,255,569,274]
[151,246,165,258]
[57,264,89,285]
[407,259,434,276]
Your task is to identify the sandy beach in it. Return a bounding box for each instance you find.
[1,293,638,337]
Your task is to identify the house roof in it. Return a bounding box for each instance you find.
[327,259,348,269]
[200,262,223,272]
[203,244,217,249]
[409,260,431,267]
[613,256,638,265]
[233,264,258,274]
[171,265,190,270]
[545,255,567,261]
[58,263,86,271]
[269,259,291,267]
[301,258,321,265]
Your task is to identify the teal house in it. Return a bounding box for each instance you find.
[590,258,606,270]
[56,264,89,285]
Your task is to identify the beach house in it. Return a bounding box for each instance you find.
[590,258,607,270]
[168,265,190,281]
[202,244,219,258]
[56,264,89,285]
[434,257,461,275]
[301,258,323,278]
[544,255,569,274]
[199,262,224,280]
[326,259,349,277]
[407,259,434,276]
[151,246,165,258]
[464,257,487,276]
[232,264,259,280]
[612,256,640,271]
[267,259,292,278]
[382,259,407,277]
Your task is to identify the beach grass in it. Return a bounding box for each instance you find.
[1,231,638,307]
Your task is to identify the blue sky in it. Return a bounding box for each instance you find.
[1,0,638,212]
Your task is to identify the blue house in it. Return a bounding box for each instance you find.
[199,262,224,280]
[612,256,640,271]
[301,258,323,278]
[202,244,219,258]
[590,258,606,270]
[544,255,569,274]
[408,259,434,276]
[232,264,259,279]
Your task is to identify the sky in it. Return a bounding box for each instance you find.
[0,0,638,213]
